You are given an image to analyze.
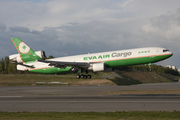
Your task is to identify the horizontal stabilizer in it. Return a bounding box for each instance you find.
[11,62,35,68]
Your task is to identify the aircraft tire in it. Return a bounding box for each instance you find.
[81,74,84,78]
[76,75,81,79]
[87,75,91,79]
[83,75,87,79]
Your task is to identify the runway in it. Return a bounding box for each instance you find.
[0,82,180,112]
[0,95,180,112]
[0,82,180,96]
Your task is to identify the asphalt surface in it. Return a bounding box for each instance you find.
[0,82,180,112]
[0,95,180,112]
[0,82,180,96]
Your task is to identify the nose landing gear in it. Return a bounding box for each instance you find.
[148,63,152,72]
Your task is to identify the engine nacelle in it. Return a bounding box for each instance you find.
[35,51,46,59]
[88,63,114,72]
[17,64,28,71]
[92,63,105,72]
[9,51,46,63]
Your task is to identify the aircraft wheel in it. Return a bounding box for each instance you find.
[76,75,81,79]
[81,74,84,78]
[83,75,87,79]
[87,75,91,79]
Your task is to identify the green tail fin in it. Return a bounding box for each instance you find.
[11,37,42,63]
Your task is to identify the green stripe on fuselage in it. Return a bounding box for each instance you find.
[105,54,172,67]
[29,66,71,74]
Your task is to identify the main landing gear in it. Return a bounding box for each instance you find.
[148,63,152,72]
[76,74,91,79]
[76,68,92,79]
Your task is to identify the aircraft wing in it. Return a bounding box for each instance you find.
[38,60,90,68]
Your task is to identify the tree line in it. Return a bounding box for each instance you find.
[118,64,179,76]
[0,57,17,74]
[133,64,179,76]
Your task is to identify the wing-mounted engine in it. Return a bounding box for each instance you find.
[88,62,114,72]
[88,62,105,72]
[9,51,46,63]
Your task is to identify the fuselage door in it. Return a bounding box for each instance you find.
[156,50,159,56]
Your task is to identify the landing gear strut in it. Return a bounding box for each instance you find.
[85,70,91,79]
[148,63,152,72]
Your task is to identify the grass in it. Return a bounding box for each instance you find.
[0,111,180,120]
[0,71,178,86]
[108,71,178,85]
[117,71,177,83]
[0,73,115,86]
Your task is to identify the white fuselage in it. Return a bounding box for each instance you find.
[23,47,172,71]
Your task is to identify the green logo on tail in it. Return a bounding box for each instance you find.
[19,42,30,54]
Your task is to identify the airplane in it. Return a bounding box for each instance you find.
[9,37,173,79]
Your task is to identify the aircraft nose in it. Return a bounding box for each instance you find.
[170,52,173,56]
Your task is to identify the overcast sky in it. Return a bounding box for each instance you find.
[0,0,180,68]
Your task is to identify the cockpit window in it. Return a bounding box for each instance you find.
[163,49,169,52]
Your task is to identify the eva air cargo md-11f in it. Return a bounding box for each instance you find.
[9,37,173,79]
